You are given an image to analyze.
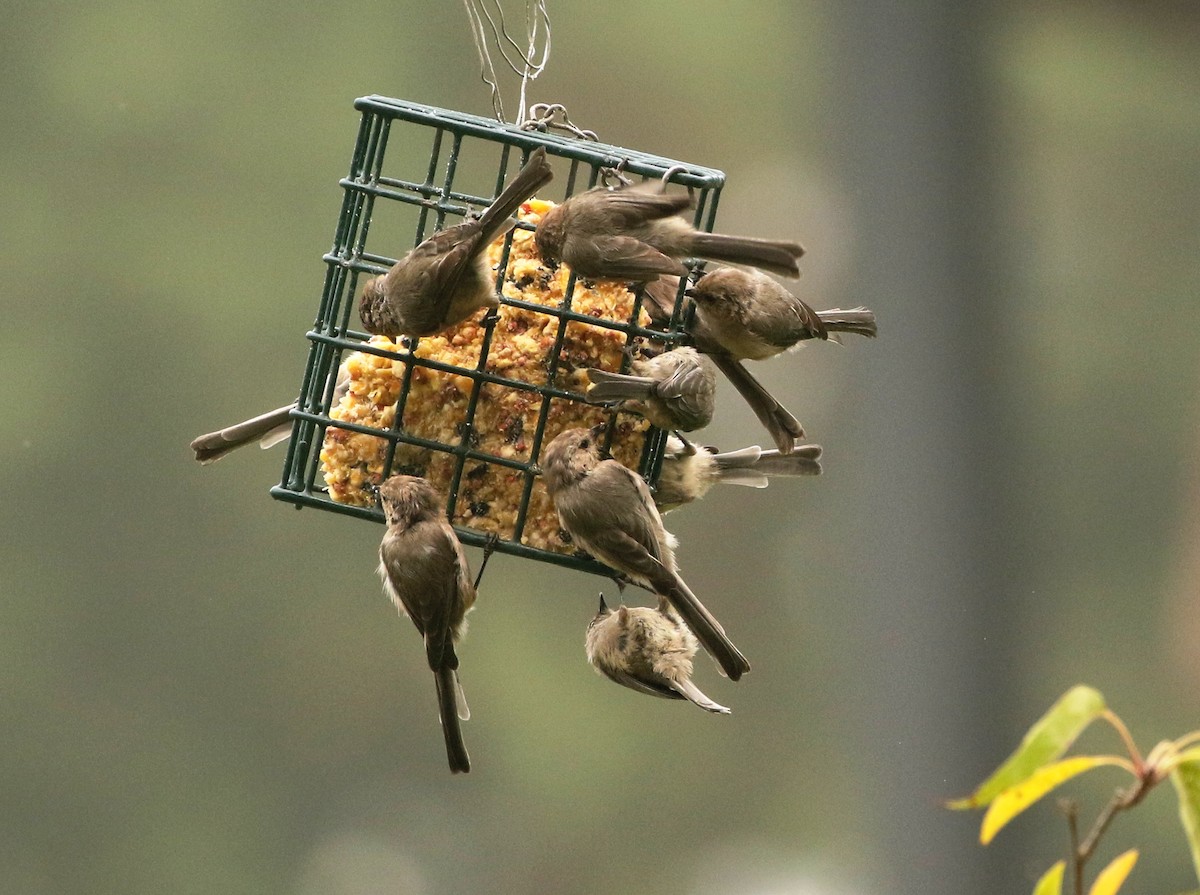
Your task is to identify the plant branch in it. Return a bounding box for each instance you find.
[1102,710,1145,773]
[1173,729,1200,752]
[1058,798,1082,895]
[1071,774,1156,895]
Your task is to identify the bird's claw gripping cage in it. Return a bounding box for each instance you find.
[271,95,727,574]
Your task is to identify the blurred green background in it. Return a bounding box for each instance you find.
[3,2,1198,893]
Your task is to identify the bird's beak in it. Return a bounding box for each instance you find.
[683,286,697,298]
[589,422,607,438]
[597,593,608,614]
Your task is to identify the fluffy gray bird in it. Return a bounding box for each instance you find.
[541,427,750,681]
[190,364,350,464]
[642,278,808,454]
[377,475,477,774]
[654,435,823,513]
[584,346,716,432]
[359,146,554,338]
[534,181,804,282]
[586,595,730,714]
[686,266,877,361]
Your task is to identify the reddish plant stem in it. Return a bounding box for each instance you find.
[1071,773,1155,895]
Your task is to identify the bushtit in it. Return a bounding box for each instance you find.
[534,181,804,282]
[642,278,808,454]
[377,475,477,774]
[360,146,554,338]
[686,266,877,361]
[655,435,823,513]
[190,364,350,464]
[585,346,716,432]
[541,427,750,681]
[586,595,730,714]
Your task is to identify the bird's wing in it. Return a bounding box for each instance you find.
[752,292,826,348]
[600,186,693,226]
[654,355,714,424]
[586,460,672,566]
[379,520,462,673]
[569,234,687,281]
[598,663,684,701]
[391,221,488,329]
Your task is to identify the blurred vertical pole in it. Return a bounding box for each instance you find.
[830,3,1015,893]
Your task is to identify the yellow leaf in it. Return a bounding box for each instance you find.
[949,685,1107,810]
[981,756,1129,844]
[1088,849,1137,895]
[1032,860,1066,895]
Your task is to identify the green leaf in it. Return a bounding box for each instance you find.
[1088,848,1137,895]
[981,755,1129,844]
[948,685,1108,810]
[1032,860,1065,895]
[1167,747,1200,771]
[1172,759,1200,885]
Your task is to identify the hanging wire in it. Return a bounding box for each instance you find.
[462,0,551,124]
[520,102,598,141]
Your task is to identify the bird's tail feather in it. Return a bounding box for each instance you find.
[817,307,877,338]
[190,403,295,464]
[674,677,732,714]
[710,354,804,454]
[434,667,471,774]
[688,233,804,278]
[710,445,763,470]
[585,368,656,403]
[649,569,750,681]
[709,445,768,488]
[751,445,823,477]
[475,146,555,247]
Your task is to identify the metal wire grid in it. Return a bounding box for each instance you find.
[271,95,727,574]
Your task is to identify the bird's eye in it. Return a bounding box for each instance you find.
[579,438,590,449]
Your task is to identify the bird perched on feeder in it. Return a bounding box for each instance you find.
[541,426,750,681]
[586,595,730,714]
[686,266,877,361]
[534,180,804,282]
[654,435,823,513]
[584,346,717,433]
[359,146,554,338]
[190,364,350,464]
[376,475,477,774]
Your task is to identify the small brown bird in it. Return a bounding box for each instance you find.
[377,475,477,774]
[686,266,877,361]
[190,364,350,464]
[541,427,750,681]
[654,435,823,513]
[585,346,717,432]
[535,181,804,282]
[586,595,731,714]
[359,146,554,338]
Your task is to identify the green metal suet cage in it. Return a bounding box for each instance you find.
[270,95,727,574]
